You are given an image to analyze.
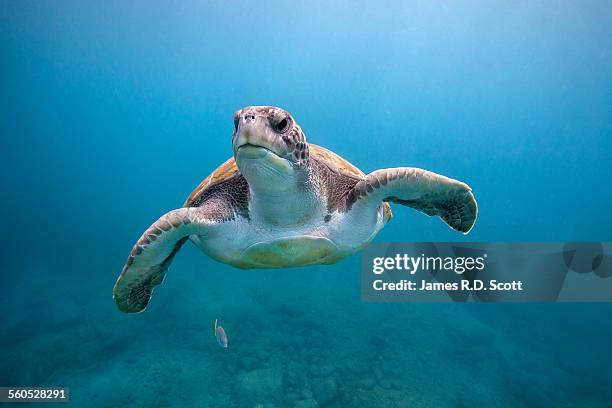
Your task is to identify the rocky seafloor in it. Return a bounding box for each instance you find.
[1,255,611,407]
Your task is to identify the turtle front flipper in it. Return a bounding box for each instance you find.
[113,207,211,313]
[347,168,478,234]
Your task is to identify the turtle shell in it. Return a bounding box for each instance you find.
[183,157,239,207]
[183,144,392,222]
[309,144,365,178]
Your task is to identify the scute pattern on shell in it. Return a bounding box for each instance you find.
[308,144,364,179]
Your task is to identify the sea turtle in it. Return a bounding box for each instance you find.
[113,106,478,313]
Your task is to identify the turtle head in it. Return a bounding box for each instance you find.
[232,106,309,192]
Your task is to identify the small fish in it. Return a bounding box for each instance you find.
[214,319,228,348]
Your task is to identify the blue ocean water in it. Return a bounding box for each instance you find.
[1,1,611,406]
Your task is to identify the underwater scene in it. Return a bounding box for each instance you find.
[1,1,612,407]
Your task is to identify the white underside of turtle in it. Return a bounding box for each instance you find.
[190,198,387,269]
[113,106,478,313]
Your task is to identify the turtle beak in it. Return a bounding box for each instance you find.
[234,114,261,147]
[236,144,272,159]
[234,115,283,157]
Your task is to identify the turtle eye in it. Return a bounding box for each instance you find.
[272,117,290,133]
